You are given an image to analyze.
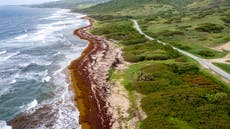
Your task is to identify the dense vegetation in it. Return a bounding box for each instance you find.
[90,18,230,129]
[91,20,147,45]
[82,0,230,14]
[34,0,110,9]
[195,23,224,33]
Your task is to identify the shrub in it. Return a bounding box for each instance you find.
[123,42,181,62]
[136,79,170,94]
[168,63,199,74]
[198,50,215,57]
[222,16,230,23]
[195,23,224,33]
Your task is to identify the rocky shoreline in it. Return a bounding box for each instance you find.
[69,17,125,129]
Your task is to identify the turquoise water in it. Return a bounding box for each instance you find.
[0,6,88,128]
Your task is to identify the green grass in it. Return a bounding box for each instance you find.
[173,43,228,59]
[168,117,194,129]
[82,0,230,14]
[91,20,148,45]
[213,62,230,74]
[106,4,179,17]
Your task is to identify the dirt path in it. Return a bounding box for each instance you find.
[208,53,230,64]
[108,61,147,129]
[215,42,230,51]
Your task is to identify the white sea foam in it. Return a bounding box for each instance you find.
[10,79,16,84]
[20,99,38,111]
[40,9,70,20]
[0,87,11,98]
[51,20,76,26]
[0,50,7,55]
[30,24,65,42]
[1,51,20,62]
[18,67,81,129]
[14,34,28,40]
[31,60,52,66]
[27,100,38,110]
[76,14,87,18]
[53,51,61,57]
[42,76,51,82]
[0,9,87,129]
[0,121,12,129]
[18,62,31,68]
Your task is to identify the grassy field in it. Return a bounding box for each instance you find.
[89,18,230,129]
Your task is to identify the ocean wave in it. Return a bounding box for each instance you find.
[20,99,38,111]
[14,34,28,40]
[42,76,51,82]
[11,68,81,129]
[40,9,70,20]
[40,15,65,20]
[0,51,20,62]
[52,51,61,57]
[0,8,87,128]
[14,96,81,129]
[0,50,7,55]
[33,60,53,66]
[0,121,12,129]
[18,59,52,69]
[19,63,45,72]
[51,20,76,26]
[10,79,16,84]
[31,25,65,42]
[76,14,87,19]
[0,86,11,98]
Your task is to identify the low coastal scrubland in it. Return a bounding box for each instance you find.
[89,18,230,128]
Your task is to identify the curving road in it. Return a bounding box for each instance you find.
[132,20,230,81]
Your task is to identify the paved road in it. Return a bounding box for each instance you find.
[132,20,230,81]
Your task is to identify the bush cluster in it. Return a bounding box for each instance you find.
[198,50,215,57]
[123,42,181,62]
[126,63,230,129]
[195,23,224,33]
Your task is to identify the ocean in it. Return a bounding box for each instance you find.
[0,6,89,129]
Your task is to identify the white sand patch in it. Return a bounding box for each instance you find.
[215,41,230,51]
[108,48,147,129]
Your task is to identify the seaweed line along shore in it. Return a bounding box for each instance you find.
[69,16,124,129]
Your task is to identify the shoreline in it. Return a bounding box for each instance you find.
[69,16,146,129]
[69,16,117,129]
[8,15,145,129]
